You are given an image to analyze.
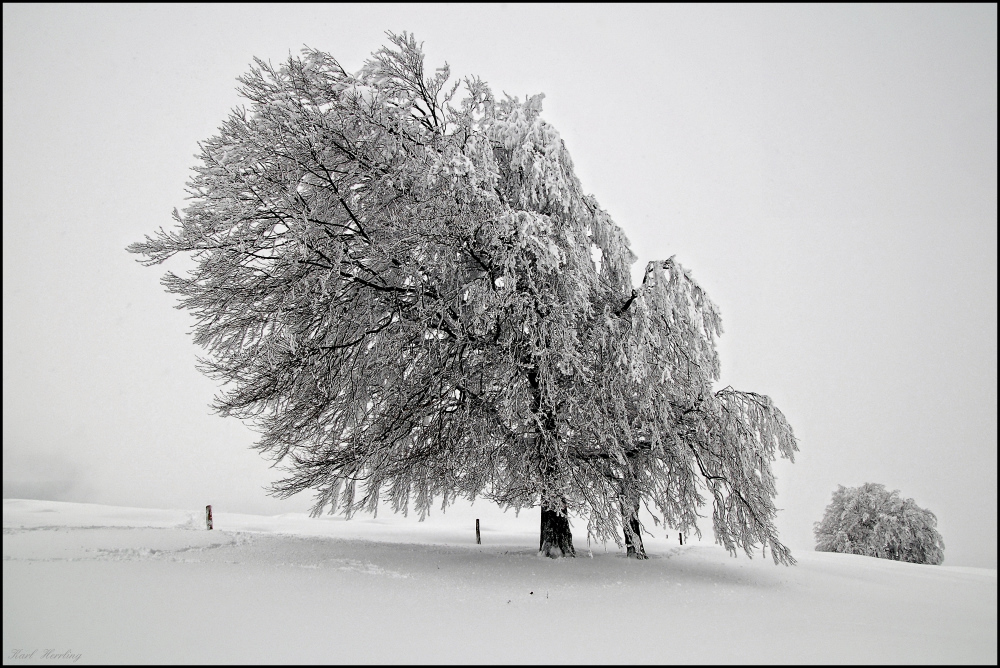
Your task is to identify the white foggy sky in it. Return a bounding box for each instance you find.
[3,4,996,567]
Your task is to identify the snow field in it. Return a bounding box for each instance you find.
[3,499,996,664]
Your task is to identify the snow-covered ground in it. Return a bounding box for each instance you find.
[3,498,995,664]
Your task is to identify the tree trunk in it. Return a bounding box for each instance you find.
[623,512,647,559]
[621,496,648,559]
[539,505,575,558]
[526,364,574,559]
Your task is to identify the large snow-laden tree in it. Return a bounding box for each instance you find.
[814,483,945,565]
[129,32,798,561]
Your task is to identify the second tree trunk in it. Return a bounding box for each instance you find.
[622,495,648,559]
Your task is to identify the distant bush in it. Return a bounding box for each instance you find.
[814,483,944,565]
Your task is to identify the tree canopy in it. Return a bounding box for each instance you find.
[129,32,798,562]
[814,483,945,565]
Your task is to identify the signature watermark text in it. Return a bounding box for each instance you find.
[8,649,82,663]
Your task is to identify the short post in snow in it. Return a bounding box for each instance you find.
[476,518,481,544]
[206,504,213,530]
[679,532,683,545]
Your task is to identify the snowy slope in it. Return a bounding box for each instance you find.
[3,499,995,664]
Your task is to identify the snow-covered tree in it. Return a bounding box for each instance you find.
[814,483,945,565]
[565,257,799,562]
[129,32,798,562]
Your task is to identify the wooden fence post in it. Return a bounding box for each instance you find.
[206,504,213,530]
[476,518,481,544]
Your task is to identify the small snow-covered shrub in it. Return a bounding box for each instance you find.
[814,483,944,565]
